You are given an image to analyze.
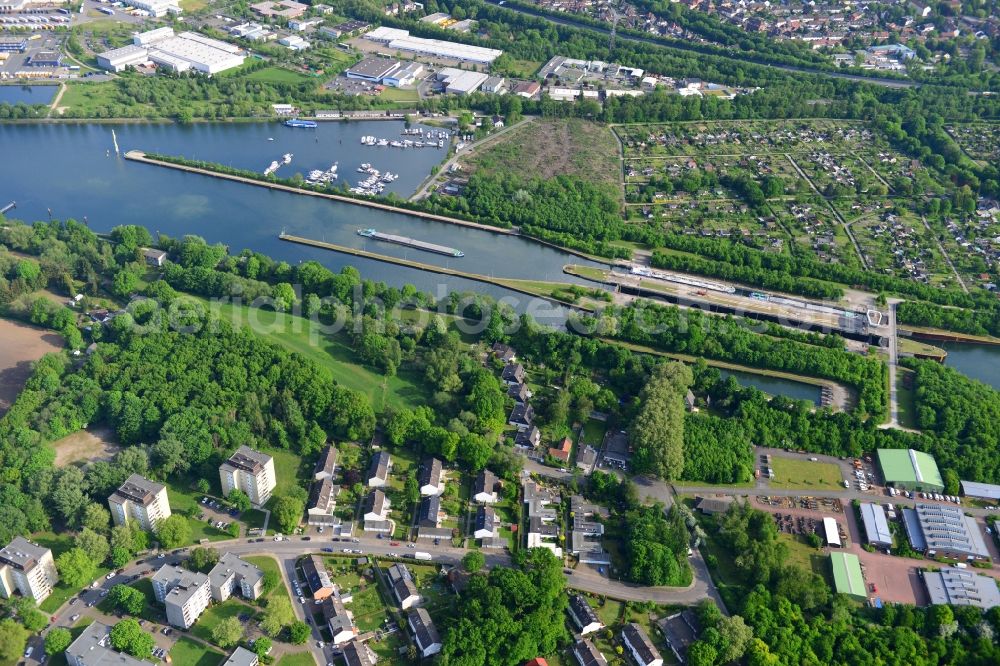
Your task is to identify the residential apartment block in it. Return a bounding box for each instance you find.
[208,553,264,602]
[0,537,58,604]
[152,564,211,629]
[66,621,155,666]
[220,446,276,506]
[108,474,172,532]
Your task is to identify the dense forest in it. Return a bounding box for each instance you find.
[897,300,1000,337]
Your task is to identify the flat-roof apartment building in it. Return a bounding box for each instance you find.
[152,564,211,629]
[209,553,264,602]
[0,537,58,604]
[109,474,171,532]
[220,446,276,506]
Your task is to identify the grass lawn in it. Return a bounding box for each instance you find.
[347,585,389,632]
[197,299,427,411]
[244,66,313,85]
[244,556,289,604]
[581,418,608,449]
[367,628,408,664]
[590,596,623,627]
[768,457,845,491]
[191,600,247,644]
[501,59,543,78]
[778,533,827,577]
[261,446,307,499]
[276,652,320,666]
[563,265,611,283]
[35,532,111,613]
[169,636,226,666]
[378,86,420,103]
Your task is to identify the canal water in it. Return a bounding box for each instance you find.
[5,121,993,400]
[719,369,821,405]
[940,342,1000,391]
[0,85,57,106]
[0,122,606,326]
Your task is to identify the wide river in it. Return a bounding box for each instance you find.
[4,119,995,400]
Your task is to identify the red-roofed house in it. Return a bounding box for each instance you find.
[548,438,572,463]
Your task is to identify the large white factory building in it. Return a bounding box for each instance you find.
[97,28,244,75]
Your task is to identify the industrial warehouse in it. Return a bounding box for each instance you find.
[877,449,944,493]
[859,502,893,549]
[902,503,991,561]
[97,28,245,74]
[923,568,1000,610]
[364,26,502,64]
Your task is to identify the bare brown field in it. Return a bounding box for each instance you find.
[0,318,63,417]
[467,118,622,196]
[52,426,121,467]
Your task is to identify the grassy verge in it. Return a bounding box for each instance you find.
[768,457,845,491]
[895,367,918,430]
[276,652,320,666]
[244,556,290,604]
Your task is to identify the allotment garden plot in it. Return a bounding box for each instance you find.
[614,119,987,285]
[946,123,1000,165]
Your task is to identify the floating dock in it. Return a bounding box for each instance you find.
[358,228,463,257]
[0,201,14,215]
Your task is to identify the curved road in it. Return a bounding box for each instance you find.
[33,527,723,666]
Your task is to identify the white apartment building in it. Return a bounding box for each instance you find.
[208,553,264,602]
[220,446,276,506]
[152,564,211,629]
[0,537,58,604]
[109,474,172,532]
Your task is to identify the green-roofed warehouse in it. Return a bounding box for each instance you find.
[830,552,866,600]
[877,449,944,492]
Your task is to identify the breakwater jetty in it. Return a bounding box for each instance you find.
[123,150,514,235]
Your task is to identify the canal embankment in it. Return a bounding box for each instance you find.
[277,233,600,312]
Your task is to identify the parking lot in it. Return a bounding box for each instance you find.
[198,495,242,534]
[0,32,67,79]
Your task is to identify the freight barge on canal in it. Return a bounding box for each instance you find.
[357,228,464,257]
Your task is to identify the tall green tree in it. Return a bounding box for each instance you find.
[630,362,692,479]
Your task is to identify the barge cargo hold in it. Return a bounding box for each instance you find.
[357,228,464,257]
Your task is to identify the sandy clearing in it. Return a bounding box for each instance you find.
[52,426,121,468]
[0,318,63,417]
